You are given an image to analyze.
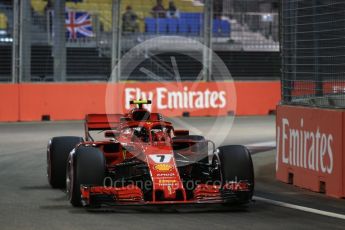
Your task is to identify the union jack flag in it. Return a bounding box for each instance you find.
[65,11,93,39]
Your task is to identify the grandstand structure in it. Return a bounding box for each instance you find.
[0,0,280,82]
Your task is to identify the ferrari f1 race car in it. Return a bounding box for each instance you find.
[47,100,254,207]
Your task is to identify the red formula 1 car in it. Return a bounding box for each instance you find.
[47,100,254,208]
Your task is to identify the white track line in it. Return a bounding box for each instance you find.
[246,141,276,148]
[255,196,345,220]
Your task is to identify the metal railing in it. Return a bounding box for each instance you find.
[0,2,280,83]
[281,0,345,108]
[0,4,13,82]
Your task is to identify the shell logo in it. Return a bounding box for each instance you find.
[154,164,173,172]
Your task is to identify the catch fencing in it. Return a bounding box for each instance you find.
[0,0,279,82]
[281,0,345,108]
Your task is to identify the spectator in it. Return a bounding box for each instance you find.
[166,1,180,18]
[1,0,12,6]
[152,0,166,18]
[44,0,53,13]
[0,13,8,36]
[122,6,139,33]
[213,0,223,19]
[44,0,54,34]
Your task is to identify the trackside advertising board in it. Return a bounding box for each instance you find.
[0,82,280,121]
[105,82,237,117]
[276,105,345,198]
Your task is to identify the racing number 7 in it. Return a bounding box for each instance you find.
[157,155,165,163]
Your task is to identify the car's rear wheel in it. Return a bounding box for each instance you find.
[47,136,83,188]
[66,146,105,207]
[213,145,254,203]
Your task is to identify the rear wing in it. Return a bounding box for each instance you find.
[85,114,122,141]
[130,100,152,109]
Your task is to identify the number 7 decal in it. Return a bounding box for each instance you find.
[149,154,173,163]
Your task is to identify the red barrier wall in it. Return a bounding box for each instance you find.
[276,105,345,198]
[0,84,19,121]
[0,81,280,122]
[19,83,108,121]
[235,81,280,115]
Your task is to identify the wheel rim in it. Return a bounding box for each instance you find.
[212,155,223,185]
[47,140,53,183]
[66,156,73,200]
[47,150,51,182]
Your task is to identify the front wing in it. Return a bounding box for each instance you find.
[80,182,252,207]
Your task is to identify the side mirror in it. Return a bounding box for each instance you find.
[105,130,120,138]
[174,130,189,136]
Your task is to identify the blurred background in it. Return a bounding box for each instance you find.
[0,0,280,83]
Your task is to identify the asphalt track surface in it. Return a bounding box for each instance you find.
[1,116,345,230]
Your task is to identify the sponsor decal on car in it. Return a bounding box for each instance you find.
[149,154,173,163]
[167,185,173,195]
[154,164,173,172]
[158,179,177,185]
[157,173,176,177]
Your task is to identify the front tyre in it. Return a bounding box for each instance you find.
[47,136,83,188]
[213,145,254,203]
[66,146,105,207]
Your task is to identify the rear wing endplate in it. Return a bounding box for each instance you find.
[85,114,121,141]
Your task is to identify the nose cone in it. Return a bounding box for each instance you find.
[145,147,186,201]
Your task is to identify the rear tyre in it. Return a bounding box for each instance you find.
[214,145,254,203]
[66,146,105,207]
[47,136,83,188]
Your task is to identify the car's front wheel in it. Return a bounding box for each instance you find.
[47,136,83,188]
[66,146,105,207]
[212,145,254,204]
